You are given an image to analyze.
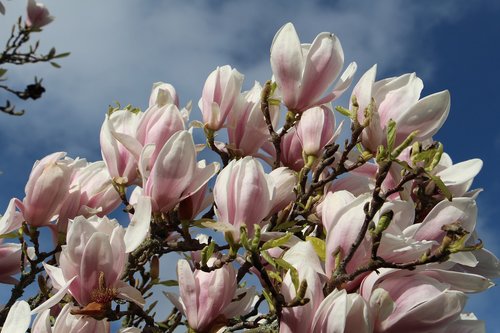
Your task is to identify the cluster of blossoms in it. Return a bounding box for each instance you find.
[0,20,498,333]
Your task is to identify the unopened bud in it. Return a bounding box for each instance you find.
[150,256,160,280]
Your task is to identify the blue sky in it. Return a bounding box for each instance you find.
[1,0,500,331]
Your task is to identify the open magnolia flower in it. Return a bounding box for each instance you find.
[32,216,144,316]
[164,258,255,332]
[351,65,450,153]
[271,22,357,113]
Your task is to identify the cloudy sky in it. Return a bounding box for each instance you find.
[1,0,500,330]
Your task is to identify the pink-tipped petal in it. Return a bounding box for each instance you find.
[270,23,303,109]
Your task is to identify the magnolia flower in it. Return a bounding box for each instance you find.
[322,191,371,281]
[280,127,305,171]
[411,197,478,267]
[135,103,185,169]
[280,242,325,333]
[311,289,373,333]
[270,22,356,113]
[149,82,179,107]
[268,167,296,215]
[165,259,240,332]
[213,156,275,238]
[0,199,25,284]
[58,160,121,232]
[0,242,23,284]
[32,304,109,333]
[227,82,279,156]
[296,105,340,158]
[100,110,142,185]
[360,269,490,333]
[26,0,53,29]
[199,65,244,130]
[33,216,144,314]
[352,65,450,152]
[17,152,82,227]
[140,130,219,213]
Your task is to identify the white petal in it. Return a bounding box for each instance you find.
[398,90,450,140]
[2,301,31,333]
[115,280,146,307]
[124,195,152,253]
[31,276,77,314]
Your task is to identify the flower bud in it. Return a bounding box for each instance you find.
[136,103,185,168]
[213,157,274,238]
[100,110,142,185]
[149,82,179,107]
[165,259,237,332]
[199,65,244,130]
[26,0,53,29]
[280,127,304,171]
[296,105,338,158]
[21,152,78,227]
[142,131,219,213]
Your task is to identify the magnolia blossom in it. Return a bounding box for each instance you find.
[280,127,305,171]
[213,156,275,237]
[296,105,340,158]
[311,289,373,333]
[32,304,109,333]
[0,199,25,284]
[16,152,82,227]
[165,259,246,332]
[270,22,356,113]
[148,82,179,107]
[33,216,144,313]
[352,65,450,152]
[360,269,489,333]
[280,242,325,333]
[268,167,296,215]
[199,65,244,130]
[322,191,371,281]
[100,110,142,185]
[58,161,121,232]
[102,84,187,175]
[227,82,279,156]
[135,102,185,169]
[140,130,219,213]
[26,0,53,29]
[0,242,23,284]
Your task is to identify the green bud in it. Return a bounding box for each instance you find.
[428,142,444,171]
[335,105,352,117]
[251,224,262,251]
[392,130,419,158]
[386,119,397,151]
